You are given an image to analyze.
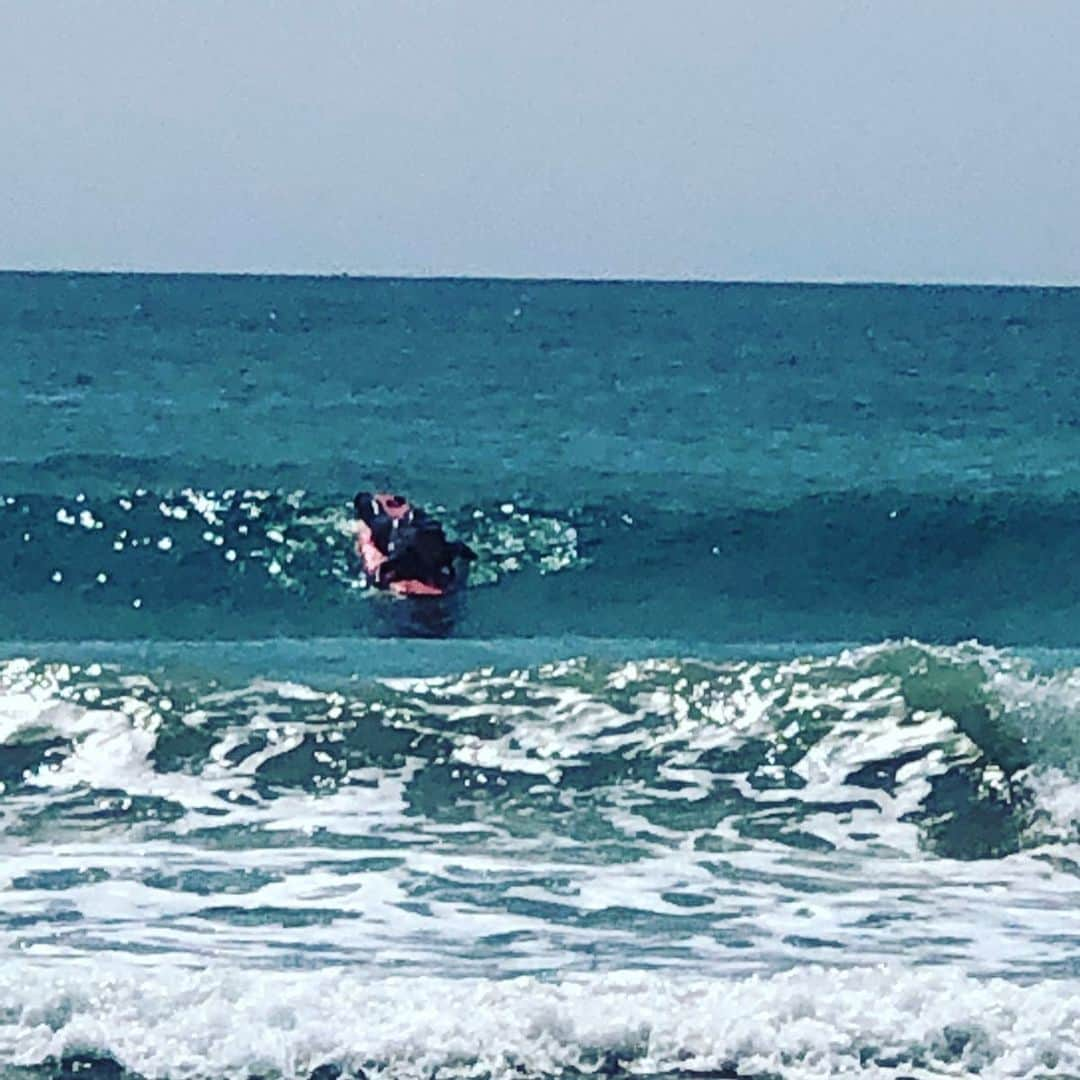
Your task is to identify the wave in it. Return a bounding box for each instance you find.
[4,639,1080,991]
[5,485,1080,643]
[2,639,1078,858]
[0,488,582,638]
[1,960,1076,1080]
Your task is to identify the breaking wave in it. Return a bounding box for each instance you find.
[2,962,1076,1080]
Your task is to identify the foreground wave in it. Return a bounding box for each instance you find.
[4,639,1080,1077]
[3,962,1076,1080]
[3,638,1078,849]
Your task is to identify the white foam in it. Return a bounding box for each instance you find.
[1,961,1077,1079]
[1021,765,1080,845]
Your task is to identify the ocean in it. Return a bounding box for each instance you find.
[1,272,1078,1078]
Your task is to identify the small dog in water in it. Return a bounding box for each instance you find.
[353,491,476,596]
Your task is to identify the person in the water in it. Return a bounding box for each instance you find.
[352,490,476,596]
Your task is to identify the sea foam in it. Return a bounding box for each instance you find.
[2,961,1076,1079]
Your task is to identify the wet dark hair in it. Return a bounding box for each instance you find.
[353,491,377,524]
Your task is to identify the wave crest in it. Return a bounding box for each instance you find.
[2,640,1078,857]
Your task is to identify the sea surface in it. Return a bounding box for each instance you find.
[1,273,1079,1079]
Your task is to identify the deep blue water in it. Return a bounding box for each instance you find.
[1,274,1079,1079]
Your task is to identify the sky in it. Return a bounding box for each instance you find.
[1,1,1078,283]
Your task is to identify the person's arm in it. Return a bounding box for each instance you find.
[355,520,388,575]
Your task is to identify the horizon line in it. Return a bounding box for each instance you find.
[1,267,1078,290]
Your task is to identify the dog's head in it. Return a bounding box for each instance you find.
[353,490,413,524]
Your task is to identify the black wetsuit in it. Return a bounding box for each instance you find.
[354,491,476,592]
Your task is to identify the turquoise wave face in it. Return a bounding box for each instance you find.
[0,489,583,638]
[5,486,1080,643]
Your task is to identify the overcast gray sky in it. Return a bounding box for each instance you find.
[1,1,1077,282]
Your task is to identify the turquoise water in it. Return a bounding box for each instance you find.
[2,273,1080,1078]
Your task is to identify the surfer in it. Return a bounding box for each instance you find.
[352,490,476,597]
